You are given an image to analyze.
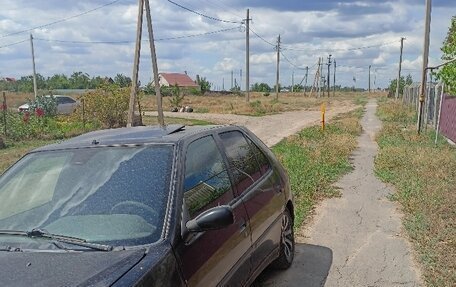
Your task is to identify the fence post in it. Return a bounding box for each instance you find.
[435,85,445,145]
[2,91,6,137]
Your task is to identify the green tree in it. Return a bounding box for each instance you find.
[436,16,456,94]
[388,74,412,96]
[196,75,211,93]
[114,74,132,88]
[251,82,271,92]
[69,72,91,89]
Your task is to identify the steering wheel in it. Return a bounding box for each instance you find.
[110,201,158,221]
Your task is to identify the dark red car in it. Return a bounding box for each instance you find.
[0,125,294,286]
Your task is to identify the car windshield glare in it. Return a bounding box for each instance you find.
[0,145,174,247]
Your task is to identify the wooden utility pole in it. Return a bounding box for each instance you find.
[30,34,38,99]
[418,0,432,134]
[144,0,164,127]
[368,65,372,93]
[231,70,234,90]
[333,59,336,97]
[275,34,281,99]
[304,66,308,96]
[245,9,251,102]
[291,70,294,93]
[396,37,405,99]
[327,54,332,97]
[310,58,321,97]
[127,0,144,127]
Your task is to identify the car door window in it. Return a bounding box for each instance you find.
[245,136,272,175]
[184,136,233,218]
[219,131,262,195]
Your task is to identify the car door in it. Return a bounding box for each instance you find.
[175,135,252,287]
[218,130,284,272]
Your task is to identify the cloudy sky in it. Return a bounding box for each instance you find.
[0,0,454,89]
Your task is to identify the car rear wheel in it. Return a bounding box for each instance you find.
[271,209,294,269]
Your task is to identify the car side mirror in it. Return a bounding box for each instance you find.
[186,205,234,233]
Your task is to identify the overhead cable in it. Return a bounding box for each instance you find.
[167,0,241,24]
[0,0,122,39]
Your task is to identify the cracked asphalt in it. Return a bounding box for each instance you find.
[258,100,423,287]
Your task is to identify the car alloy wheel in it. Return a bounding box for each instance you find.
[272,209,294,269]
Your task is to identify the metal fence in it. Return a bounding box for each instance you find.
[403,82,445,130]
[403,82,456,143]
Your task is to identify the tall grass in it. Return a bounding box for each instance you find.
[375,99,455,287]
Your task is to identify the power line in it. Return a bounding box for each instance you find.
[249,27,276,47]
[167,0,241,24]
[281,40,400,52]
[280,51,308,70]
[0,0,122,39]
[0,38,28,49]
[33,27,239,45]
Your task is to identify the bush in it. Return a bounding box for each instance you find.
[75,84,130,128]
[168,85,184,108]
[27,95,57,117]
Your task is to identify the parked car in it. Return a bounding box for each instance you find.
[0,125,294,287]
[18,95,78,115]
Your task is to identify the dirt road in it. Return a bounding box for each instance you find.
[146,101,355,147]
[258,100,423,286]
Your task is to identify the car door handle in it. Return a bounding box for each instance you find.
[238,220,248,235]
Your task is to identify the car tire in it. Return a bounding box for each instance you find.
[271,209,294,269]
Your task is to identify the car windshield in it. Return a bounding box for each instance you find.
[0,145,174,248]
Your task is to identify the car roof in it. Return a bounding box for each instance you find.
[33,124,228,152]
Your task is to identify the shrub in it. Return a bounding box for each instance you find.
[27,95,57,117]
[168,85,184,108]
[75,84,129,128]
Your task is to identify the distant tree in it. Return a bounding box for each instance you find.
[70,72,91,89]
[292,84,304,92]
[196,75,211,93]
[251,82,271,92]
[388,74,412,96]
[90,76,106,89]
[47,74,70,89]
[436,16,456,94]
[114,74,132,88]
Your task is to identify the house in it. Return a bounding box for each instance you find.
[158,73,200,90]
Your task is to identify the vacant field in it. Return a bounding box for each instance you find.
[375,99,456,286]
[5,91,382,116]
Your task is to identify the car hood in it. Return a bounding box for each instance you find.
[0,249,146,287]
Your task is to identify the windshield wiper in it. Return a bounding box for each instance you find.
[0,229,113,252]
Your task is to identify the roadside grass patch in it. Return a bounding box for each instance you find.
[273,107,363,229]
[375,99,456,287]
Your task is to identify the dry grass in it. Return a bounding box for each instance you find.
[141,91,380,116]
[375,98,456,287]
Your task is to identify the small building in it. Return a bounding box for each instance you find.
[158,73,200,90]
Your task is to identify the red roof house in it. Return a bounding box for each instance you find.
[158,73,199,89]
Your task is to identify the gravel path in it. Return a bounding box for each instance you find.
[258,100,423,286]
[146,101,356,147]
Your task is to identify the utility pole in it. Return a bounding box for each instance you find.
[231,70,234,90]
[275,34,281,99]
[127,0,144,127]
[327,54,332,97]
[30,34,38,99]
[333,59,336,97]
[418,0,432,134]
[240,69,243,91]
[310,58,321,97]
[222,77,225,91]
[144,0,164,127]
[245,9,251,102]
[396,37,406,99]
[291,70,294,93]
[368,65,372,93]
[304,66,308,96]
